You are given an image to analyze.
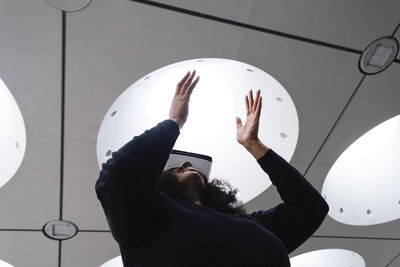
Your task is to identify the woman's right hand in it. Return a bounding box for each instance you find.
[236,89,262,146]
[169,70,200,129]
[236,89,269,159]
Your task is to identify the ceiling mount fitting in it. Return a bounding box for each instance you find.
[359,36,399,75]
[44,0,92,12]
[42,220,78,240]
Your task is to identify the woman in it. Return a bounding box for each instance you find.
[95,70,329,267]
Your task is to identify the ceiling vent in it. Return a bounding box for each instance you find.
[359,36,399,75]
[42,220,78,240]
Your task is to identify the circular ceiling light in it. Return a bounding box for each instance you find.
[322,115,400,225]
[0,78,27,189]
[0,259,14,267]
[44,0,92,11]
[290,249,365,267]
[100,256,122,267]
[97,58,299,203]
[359,36,399,75]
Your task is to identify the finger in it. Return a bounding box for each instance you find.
[256,95,262,119]
[236,117,242,130]
[176,71,190,95]
[182,70,196,94]
[187,76,200,96]
[249,90,254,112]
[253,90,260,113]
[245,95,250,116]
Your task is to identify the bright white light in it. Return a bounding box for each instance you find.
[97,58,299,203]
[322,115,400,225]
[0,78,27,188]
[0,258,14,267]
[290,249,365,267]
[100,256,122,267]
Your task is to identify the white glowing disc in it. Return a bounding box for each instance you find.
[290,249,365,267]
[97,58,299,203]
[322,115,400,225]
[100,256,122,267]
[0,78,27,189]
[0,258,14,267]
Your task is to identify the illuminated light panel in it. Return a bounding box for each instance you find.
[0,258,14,267]
[97,58,299,203]
[100,256,122,267]
[0,78,27,188]
[290,249,365,267]
[322,115,400,225]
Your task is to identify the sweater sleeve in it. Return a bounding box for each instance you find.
[249,149,329,254]
[94,119,180,249]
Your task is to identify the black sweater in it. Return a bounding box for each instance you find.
[95,119,329,267]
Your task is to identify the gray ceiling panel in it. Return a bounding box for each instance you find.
[0,0,61,138]
[248,0,400,51]
[0,231,58,267]
[0,137,60,229]
[289,236,400,267]
[305,62,400,238]
[151,0,400,51]
[61,231,120,267]
[151,0,256,22]
[63,140,106,230]
[0,0,61,229]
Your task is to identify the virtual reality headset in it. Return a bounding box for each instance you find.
[163,150,212,181]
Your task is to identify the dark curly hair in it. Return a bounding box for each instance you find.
[155,169,247,216]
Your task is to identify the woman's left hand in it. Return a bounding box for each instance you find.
[236,89,262,147]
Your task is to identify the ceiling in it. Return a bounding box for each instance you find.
[0,0,399,266]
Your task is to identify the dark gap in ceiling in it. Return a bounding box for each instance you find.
[385,251,400,267]
[60,11,66,222]
[58,240,62,267]
[0,229,42,232]
[392,22,400,64]
[79,230,111,233]
[58,10,67,267]
[128,0,363,55]
[391,21,400,37]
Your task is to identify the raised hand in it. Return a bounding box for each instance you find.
[169,70,200,129]
[236,89,262,145]
[236,89,269,159]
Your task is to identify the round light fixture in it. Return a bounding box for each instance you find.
[322,115,400,225]
[44,0,92,11]
[0,259,14,267]
[97,58,299,203]
[359,36,399,75]
[290,249,365,267]
[0,78,27,189]
[100,256,122,267]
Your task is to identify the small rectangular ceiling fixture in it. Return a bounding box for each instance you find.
[368,45,393,67]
